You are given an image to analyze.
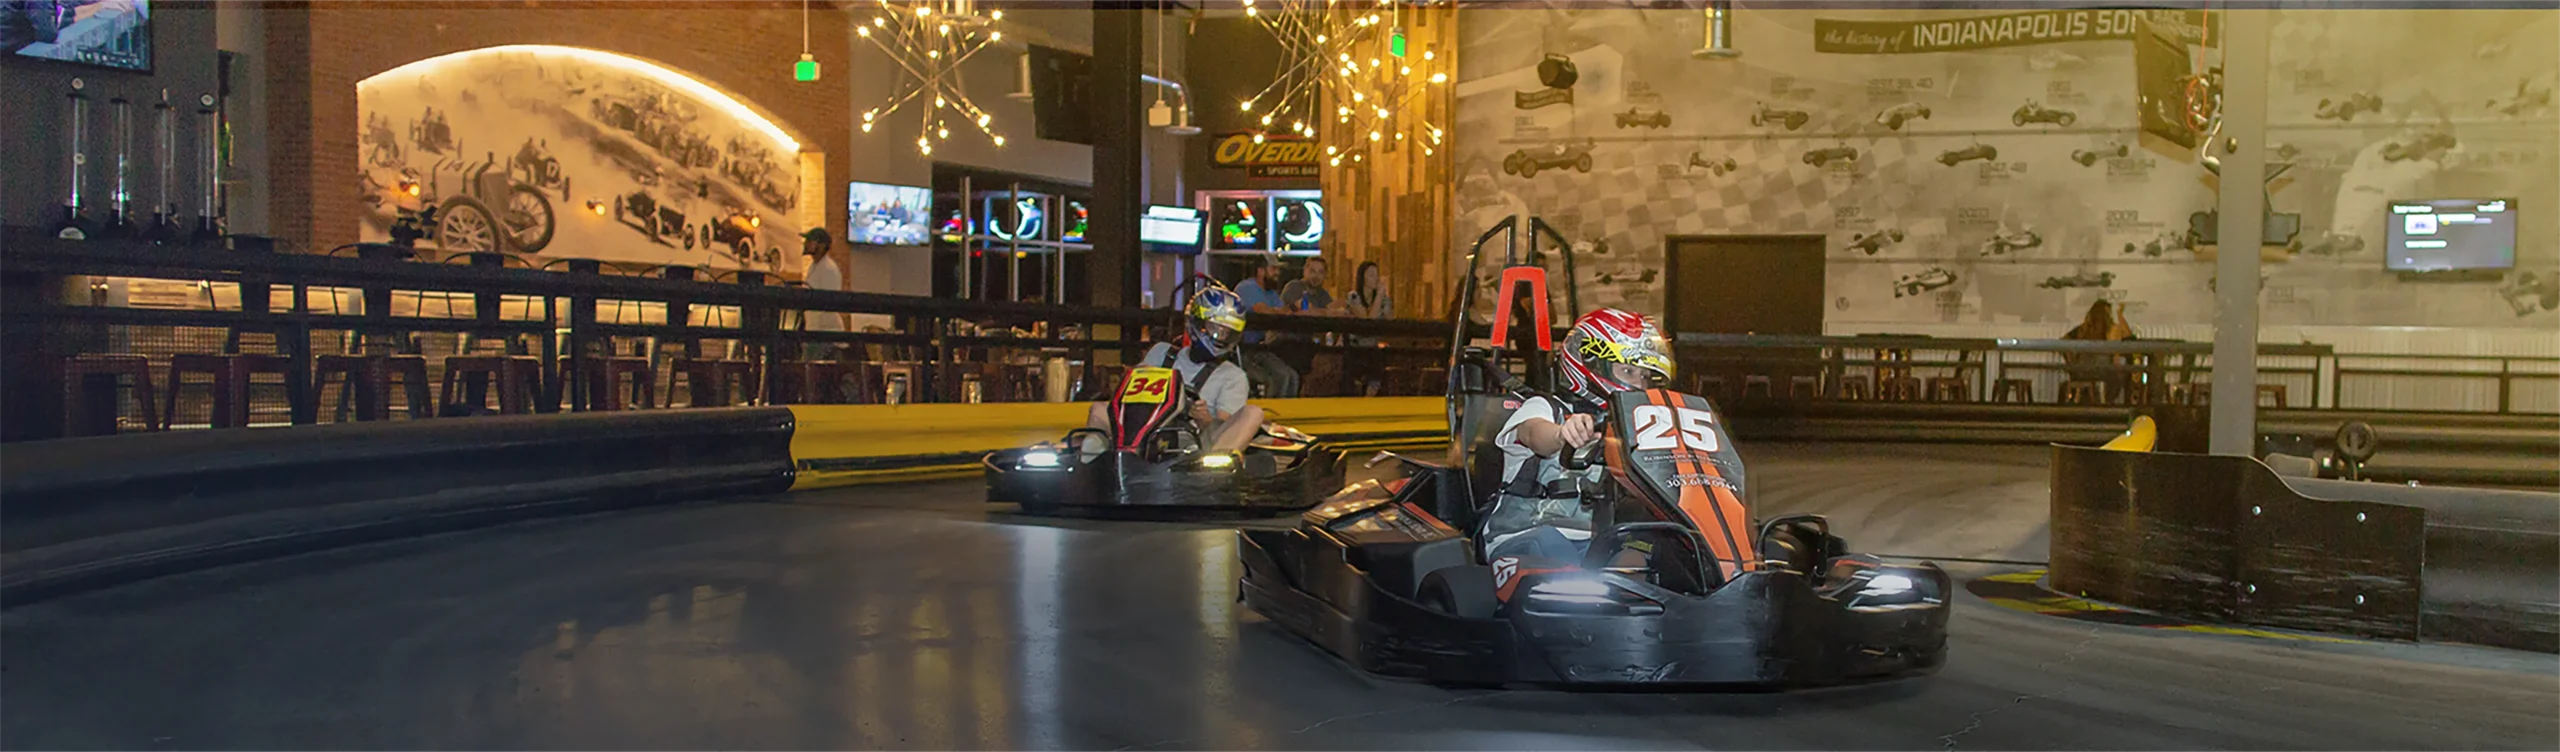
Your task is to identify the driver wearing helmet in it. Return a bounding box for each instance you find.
[1482,308,1675,563]
[1082,286,1265,454]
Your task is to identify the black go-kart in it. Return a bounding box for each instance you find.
[983,365,1344,515]
[1238,215,1951,688]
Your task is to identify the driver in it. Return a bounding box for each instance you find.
[1081,286,1265,456]
[1483,308,1674,564]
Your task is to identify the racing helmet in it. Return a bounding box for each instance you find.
[1185,286,1249,361]
[1556,308,1675,409]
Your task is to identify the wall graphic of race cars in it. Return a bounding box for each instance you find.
[1451,8,2559,329]
[357,46,805,273]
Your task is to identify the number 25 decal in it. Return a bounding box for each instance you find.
[1631,404,1720,452]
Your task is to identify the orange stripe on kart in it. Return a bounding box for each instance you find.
[1651,388,1756,580]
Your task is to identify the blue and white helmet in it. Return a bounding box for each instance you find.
[1186,286,1249,361]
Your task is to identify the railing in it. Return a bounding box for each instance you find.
[0,230,1460,440]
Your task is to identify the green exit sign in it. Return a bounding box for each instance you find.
[1389,30,1406,58]
[794,55,819,82]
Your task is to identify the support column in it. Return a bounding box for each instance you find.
[2209,9,2271,456]
[1091,7,1148,310]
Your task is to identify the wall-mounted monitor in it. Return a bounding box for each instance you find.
[846,181,932,246]
[1274,197,1325,253]
[7,0,152,72]
[1141,204,1204,250]
[1061,200,1089,244]
[1209,197,1263,251]
[2386,198,2516,272]
[983,192,1049,242]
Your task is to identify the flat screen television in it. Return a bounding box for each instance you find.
[1141,204,1203,249]
[1026,45,1094,146]
[2385,198,2516,272]
[846,181,932,246]
[1061,200,1089,244]
[1274,197,1325,253]
[983,193,1048,242]
[6,0,152,72]
[1209,198,1264,251]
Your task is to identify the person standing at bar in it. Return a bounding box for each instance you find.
[801,228,846,361]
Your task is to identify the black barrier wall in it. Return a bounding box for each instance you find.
[2050,445,2427,641]
[0,408,797,604]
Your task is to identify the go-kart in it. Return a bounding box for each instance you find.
[2488,78,2552,117]
[2382,131,2458,163]
[984,365,1345,515]
[1239,215,1951,687]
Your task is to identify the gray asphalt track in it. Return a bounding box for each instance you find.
[4,443,2554,750]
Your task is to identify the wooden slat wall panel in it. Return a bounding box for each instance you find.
[1319,3,1455,321]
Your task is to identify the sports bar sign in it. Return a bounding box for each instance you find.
[1815,9,2208,54]
[1212,132,1320,178]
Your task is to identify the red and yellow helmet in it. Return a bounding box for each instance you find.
[1557,308,1674,408]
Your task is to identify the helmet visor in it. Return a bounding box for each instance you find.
[1198,321,1242,351]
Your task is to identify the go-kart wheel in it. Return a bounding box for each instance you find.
[1575,154,1593,172]
[1417,565,1499,619]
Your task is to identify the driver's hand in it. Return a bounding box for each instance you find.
[1558,413,1601,448]
[1188,400,1215,424]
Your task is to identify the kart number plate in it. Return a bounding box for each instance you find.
[1120,367,1177,404]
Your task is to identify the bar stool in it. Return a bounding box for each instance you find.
[1991,378,2035,404]
[1742,374,1774,399]
[1691,375,1727,400]
[1880,376,1924,401]
[1787,375,1820,400]
[668,357,759,407]
[878,362,923,404]
[561,355,658,410]
[2061,380,2108,405]
[166,352,297,428]
[1926,376,1971,402]
[439,355,543,414]
[63,355,162,436]
[1836,375,1873,401]
[316,354,432,421]
[769,360,852,405]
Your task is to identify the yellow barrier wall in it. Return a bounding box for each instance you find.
[784,397,1449,490]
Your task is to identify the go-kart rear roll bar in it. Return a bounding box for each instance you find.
[1449,215,1580,391]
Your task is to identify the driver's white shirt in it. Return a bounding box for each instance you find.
[1493,397,1568,491]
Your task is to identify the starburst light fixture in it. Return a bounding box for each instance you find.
[855,0,1008,154]
[1238,0,1446,156]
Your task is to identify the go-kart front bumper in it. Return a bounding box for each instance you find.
[1239,533,1950,687]
[985,444,1344,514]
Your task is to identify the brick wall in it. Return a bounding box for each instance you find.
[270,0,853,260]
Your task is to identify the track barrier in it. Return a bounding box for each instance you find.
[2051,442,2559,652]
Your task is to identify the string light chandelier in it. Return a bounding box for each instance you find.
[855,0,1006,155]
[1238,0,1447,164]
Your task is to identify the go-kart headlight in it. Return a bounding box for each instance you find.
[1522,575,1663,616]
[1021,449,1062,468]
[1195,452,1237,471]
[1861,574,1914,596]
[1844,570,1940,611]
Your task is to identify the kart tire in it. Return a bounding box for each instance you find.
[1418,565,1499,619]
[1575,154,1592,173]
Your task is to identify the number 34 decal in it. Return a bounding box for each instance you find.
[1631,404,1720,452]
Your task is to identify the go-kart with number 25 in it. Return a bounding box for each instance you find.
[1239,386,1952,687]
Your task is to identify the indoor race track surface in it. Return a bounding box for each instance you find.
[5,444,2555,750]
